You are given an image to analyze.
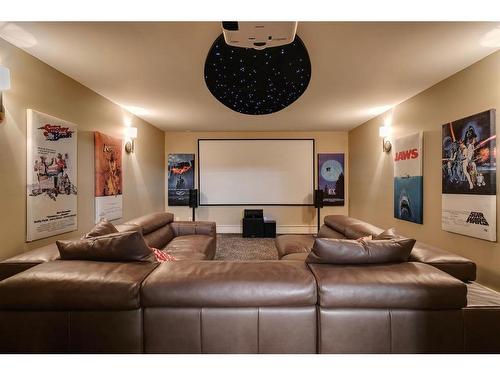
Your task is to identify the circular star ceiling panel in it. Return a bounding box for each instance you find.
[204,34,311,115]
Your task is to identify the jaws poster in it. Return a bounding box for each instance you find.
[393,132,423,224]
[26,110,78,241]
[442,110,496,242]
[94,131,123,223]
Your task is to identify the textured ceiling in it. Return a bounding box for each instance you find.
[1,22,499,131]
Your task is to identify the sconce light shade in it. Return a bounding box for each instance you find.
[0,66,11,91]
[379,126,392,152]
[379,126,390,138]
[124,127,138,153]
[124,126,138,139]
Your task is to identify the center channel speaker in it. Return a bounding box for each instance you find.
[189,189,198,208]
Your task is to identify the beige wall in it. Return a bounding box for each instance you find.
[165,131,348,233]
[349,50,500,291]
[0,39,165,260]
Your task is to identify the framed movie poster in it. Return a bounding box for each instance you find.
[26,110,78,241]
[318,153,345,206]
[393,132,424,224]
[168,154,195,206]
[94,131,123,223]
[442,109,496,241]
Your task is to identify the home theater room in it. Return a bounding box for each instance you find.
[1,0,500,373]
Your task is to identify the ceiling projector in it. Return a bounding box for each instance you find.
[221,21,298,50]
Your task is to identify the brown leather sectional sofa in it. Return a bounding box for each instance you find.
[0,213,499,353]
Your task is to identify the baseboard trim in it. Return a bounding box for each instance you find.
[217,224,317,234]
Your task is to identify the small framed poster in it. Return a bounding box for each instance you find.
[318,153,345,206]
[168,154,195,206]
[393,132,424,224]
[94,131,123,223]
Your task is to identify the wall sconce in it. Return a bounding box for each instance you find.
[0,65,11,123]
[379,126,392,152]
[124,126,138,153]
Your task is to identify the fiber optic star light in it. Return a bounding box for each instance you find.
[204,34,311,115]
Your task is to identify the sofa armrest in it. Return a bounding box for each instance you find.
[170,221,216,238]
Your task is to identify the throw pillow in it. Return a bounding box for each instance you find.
[83,218,118,239]
[306,237,416,264]
[150,247,177,262]
[57,230,155,262]
[373,227,398,240]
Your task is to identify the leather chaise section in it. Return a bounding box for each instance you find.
[164,235,215,260]
[463,282,500,353]
[409,241,476,281]
[142,260,317,307]
[309,262,467,309]
[318,308,464,354]
[0,243,60,281]
[0,260,158,310]
[0,310,143,353]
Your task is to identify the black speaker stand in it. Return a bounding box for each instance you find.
[317,206,321,234]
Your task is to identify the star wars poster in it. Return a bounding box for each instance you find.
[442,109,496,241]
[94,132,123,223]
[168,154,195,206]
[26,110,77,241]
[393,132,423,224]
[318,153,345,206]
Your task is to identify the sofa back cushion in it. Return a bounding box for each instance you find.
[323,215,385,239]
[124,212,174,235]
[57,231,155,262]
[306,237,416,264]
[143,224,176,249]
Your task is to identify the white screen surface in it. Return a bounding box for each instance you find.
[199,139,314,205]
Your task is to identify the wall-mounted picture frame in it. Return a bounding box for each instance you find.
[26,109,78,241]
[168,153,195,206]
[393,132,424,224]
[318,153,345,206]
[442,109,496,241]
[94,131,123,223]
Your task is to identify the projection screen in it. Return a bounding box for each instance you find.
[198,139,314,205]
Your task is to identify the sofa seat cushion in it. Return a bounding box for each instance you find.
[281,253,309,261]
[409,242,476,282]
[276,235,315,259]
[308,262,466,309]
[141,261,317,307]
[0,260,157,310]
[163,235,215,260]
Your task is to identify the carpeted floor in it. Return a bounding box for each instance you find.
[214,234,279,260]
